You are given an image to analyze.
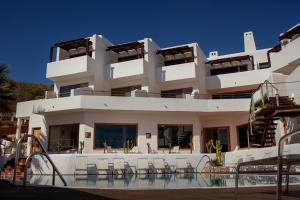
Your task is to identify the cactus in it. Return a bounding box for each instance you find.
[206,139,222,166]
[147,142,151,154]
[103,141,107,153]
[79,141,84,154]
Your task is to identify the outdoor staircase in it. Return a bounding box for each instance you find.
[249,81,300,148]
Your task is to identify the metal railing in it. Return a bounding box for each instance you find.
[12,135,67,187]
[276,129,300,200]
[195,155,211,173]
[248,80,280,137]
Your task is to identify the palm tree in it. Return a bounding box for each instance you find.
[0,64,15,113]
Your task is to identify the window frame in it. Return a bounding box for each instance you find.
[93,123,138,150]
[202,126,231,153]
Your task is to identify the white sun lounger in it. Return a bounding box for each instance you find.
[96,158,112,175]
[113,158,125,174]
[153,158,168,173]
[137,158,150,174]
[176,158,193,173]
[74,156,88,179]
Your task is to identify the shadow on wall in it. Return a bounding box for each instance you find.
[286,117,300,144]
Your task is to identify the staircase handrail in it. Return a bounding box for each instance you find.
[12,134,67,187]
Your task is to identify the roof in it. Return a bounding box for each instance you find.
[279,24,300,40]
[206,55,252,65]
[54,38,92,51]
[157,46,193,57]
[106,41,144,53]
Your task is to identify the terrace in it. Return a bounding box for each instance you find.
[156,46,196,82]
[105,41,145,80]
[46,38,96,80]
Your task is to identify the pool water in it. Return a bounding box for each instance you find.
[25,173,300,189]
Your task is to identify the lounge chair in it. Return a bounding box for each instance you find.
[113,158,125,175]
[96,158,112,175]
[137,158,150,174]
[153,158,168,173]
[176,158,193,173]
[74,156,88,179]
[128,146,139,154]
[171,146,180,154]
[107,146,117,153]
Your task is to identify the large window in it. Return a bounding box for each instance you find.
[94,124,137,149]
[203,127,230,152]
[237,124,249,148]
[48,124,79,152]
[158,125,193,148]
[60,83,88,97]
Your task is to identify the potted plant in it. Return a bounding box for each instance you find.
[147,143,151,154]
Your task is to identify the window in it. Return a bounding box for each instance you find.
[94,124,137,149]
[111,85,141,97]
[203,127,230,152]
[210,65,248,76]
[212,90,254,99]
[237,124,249,148]
[258,62,270,69]
[158,125,193,148]
[161,87,193,98]
[60,83,88,97]
[48,124,79,152]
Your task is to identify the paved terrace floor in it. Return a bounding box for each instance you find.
[1,180,300,200]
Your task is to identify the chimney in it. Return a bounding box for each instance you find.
[244,31,256,52]
[209,51,218,58]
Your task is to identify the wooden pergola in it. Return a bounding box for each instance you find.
[49,38,92,62]
[106,41,144,62]
[157,46,194,66]
[206,55,253,65]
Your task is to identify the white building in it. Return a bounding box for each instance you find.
[15,23,300,166]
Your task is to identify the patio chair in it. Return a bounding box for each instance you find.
[107,146,117,153]
[171,146,180,154]
[96,158,112,175]
[74,156,88,179]
[113,158,126,175]
[137,158,150,174]
[176,158,193,173]
[153,158,168,173]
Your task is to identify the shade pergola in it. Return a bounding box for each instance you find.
[50,38,92,62]
[106,41,144,53]
[279,24,300,40]
[157,46,193,57]
[206,55,252,65]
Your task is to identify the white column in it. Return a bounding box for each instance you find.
[15,118,22,141]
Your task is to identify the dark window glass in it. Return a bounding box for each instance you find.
[94,124,137,148]
[258,62,270,69]
[212,91,253,99]
[210,65,248,76]
[161,88,193,98]
[238,124,249,148]
[60,83,88,97]
[158,125,192,148]
[111,85,141,97]
[203,127,229,152]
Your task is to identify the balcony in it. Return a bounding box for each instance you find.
[106,58,145,80]
[46,55,96,81]
[157,62,196,82]
[206,68,271,91]
[269,36,300,74]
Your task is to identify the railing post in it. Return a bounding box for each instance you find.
[261,86,264,107]
[52,167,55,186]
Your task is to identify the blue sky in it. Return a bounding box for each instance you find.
[1,0,299,84]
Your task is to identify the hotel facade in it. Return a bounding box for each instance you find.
[15,23,300,162]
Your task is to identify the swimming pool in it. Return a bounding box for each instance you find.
[24,173,300,189]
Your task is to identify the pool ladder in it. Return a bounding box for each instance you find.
[12,135,67,187]
[196,155,211,173]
